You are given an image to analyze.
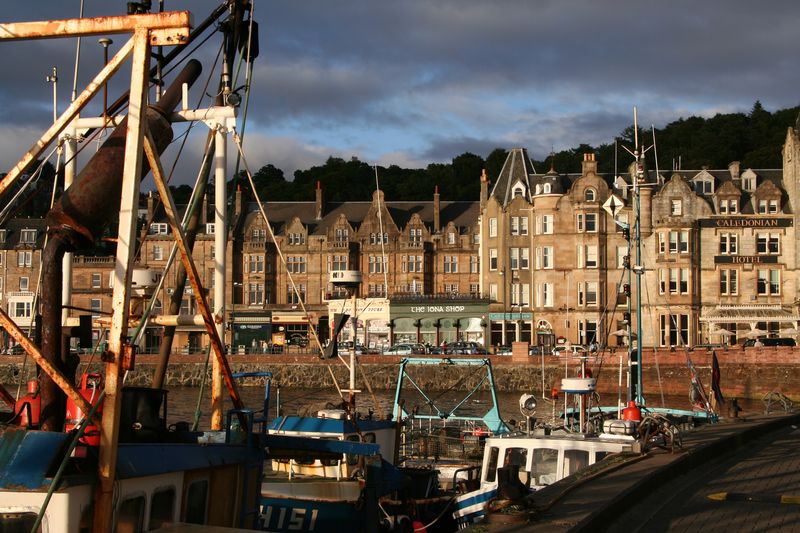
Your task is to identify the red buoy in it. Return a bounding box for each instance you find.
[622,400,642,421]
[65,373,104,446]
[550,387,560,400]
[13,380,40,428]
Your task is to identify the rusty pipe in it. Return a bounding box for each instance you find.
[45,59,202,249]
[37,60,202,431]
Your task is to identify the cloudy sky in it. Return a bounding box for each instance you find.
[1,0,799,183]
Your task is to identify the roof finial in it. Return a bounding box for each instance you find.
[548,146,556,173]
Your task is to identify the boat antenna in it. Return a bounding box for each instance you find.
[70,0,85,103]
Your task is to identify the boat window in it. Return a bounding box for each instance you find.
[563,450,589,476]
[184,479,209,524]
[503,447,528,469]
[116,495,145,533]
[148,487,176,530]
[0,512,41,533]
[484,447,500,482]
[363,433,376,443]
[531,448,559,486]
[594,451,608,463]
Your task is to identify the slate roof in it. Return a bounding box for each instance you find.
[0,218,46,249]
[490,148,536,205]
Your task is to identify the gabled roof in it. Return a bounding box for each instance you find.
[490,148,536,205]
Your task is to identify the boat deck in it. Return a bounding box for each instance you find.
[466,409,800,531]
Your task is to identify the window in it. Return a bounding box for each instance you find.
[248,283,264,305]
[447,232,456,244]
[543,183,552,194]
[576,214,583,232]
[248,254,264,273]
[539,283,554,307]
[756,234,780,255]
[537,246,553,269]
[489,283,498,301]
[287,256,306,273]
[510,216,529,236]
[679,230,689,253]
[719,233,738,255]
[402,255,423,273]
[288,232,305,245]
[90,299,101,318]
[617,246,628,269]
[19,276,29,292]
[680,268,689,294]
[287,284,307,304]
[444,283,459,294]
[757,269,780,296]
[658,232,666,254]
[670,199,682,216]
[149,487,176,531]
[443,256,458,273]
[758,200,767,214]
[152,245,164,261]
[577,245,598,268]
[470,283,480,296]
[520,247,529,270]
[489,249,498,271]
[20,229,37,243]
[660,314,689,346]
[669,231,678,253]
[470,256,479,273]
[540,215,553,234]
[720,269,738,295]
[578,282,598,306]
[488,218,498,238]
[91,273,102,288]
[117,495,146,533]
[17,251,32,267]
[585,188,596,202]
[719,199,738,215]
[369,255,387,273]
[184,480,209,524]
[579,320,598,346]
[509,248,520,270]
[251,228,266,241]
[769,199,779,213]
[149,223,168,235]
[330,255,348,271]
[12,301,32,318]
[585,213,597,232]
[335,227,349,243]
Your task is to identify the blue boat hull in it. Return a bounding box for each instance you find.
[260,497,364,532]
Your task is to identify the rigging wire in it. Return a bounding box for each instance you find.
[231,131,348,403]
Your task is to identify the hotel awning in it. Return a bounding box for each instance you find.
[700,305,800,324]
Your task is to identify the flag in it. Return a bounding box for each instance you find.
[711,351,725,405]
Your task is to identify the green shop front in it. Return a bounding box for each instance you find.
[230,311,272,354]
[390,301,489,347]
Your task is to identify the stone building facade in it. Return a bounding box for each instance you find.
[4,125,800,354]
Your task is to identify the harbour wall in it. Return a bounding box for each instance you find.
[1,347,798,401]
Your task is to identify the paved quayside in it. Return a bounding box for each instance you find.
[468,409,800,532]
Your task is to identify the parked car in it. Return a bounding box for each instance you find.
[528,345,542,356]
[494,345,512,355]
[742,337,796,347]
[446,341,487,355]
[383,343,426,355]
[287,334,309,347]
[551,344,588,356]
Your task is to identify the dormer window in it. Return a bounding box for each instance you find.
[720,198,739,215]
[149,223,168,235]
[543,183,552,194]
[741,171,756,191]
[513,186,524,198]
[584,188,596,202]
[670,199,682,216]
[20,229,37,244]
[695,179,713,194]
[447,232,456,244]
[535,184,542,195]
[769,199,779,214]
[409,227,422,243]
[288,232,305,245]
[0,229,6,243]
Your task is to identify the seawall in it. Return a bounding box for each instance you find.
[1,347,798,401]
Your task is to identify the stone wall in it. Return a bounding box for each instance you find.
[1,347,798,401]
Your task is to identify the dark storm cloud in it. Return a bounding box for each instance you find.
[1,0,799,178]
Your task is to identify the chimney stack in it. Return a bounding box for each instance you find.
[728,161,741,181]
[234,184,242,218]
[433,185,441,233]
[480,169,489,210]
[581,153,597,176]
[315,180,324,220]
[146,191,155,221]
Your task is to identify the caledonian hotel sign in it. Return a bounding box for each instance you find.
[699,217,792,264]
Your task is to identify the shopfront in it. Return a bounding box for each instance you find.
[489,312,533,347]
[327,298,390,350]
[231,312,272,354]
[390,301,489,348]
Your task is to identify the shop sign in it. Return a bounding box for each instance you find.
[714,255,778,264]
[699,217,792,228]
